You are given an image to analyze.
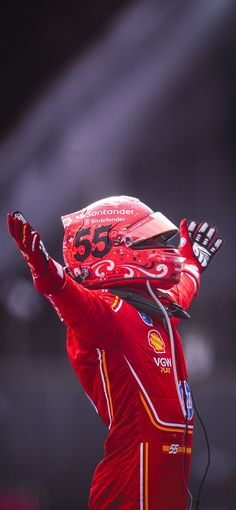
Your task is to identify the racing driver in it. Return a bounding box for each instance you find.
[8,195,224,510]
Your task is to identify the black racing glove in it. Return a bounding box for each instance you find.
[179,218,224,272]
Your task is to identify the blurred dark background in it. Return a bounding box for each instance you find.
[0,1,236,509]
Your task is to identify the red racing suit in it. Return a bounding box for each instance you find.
[40,264,199,510]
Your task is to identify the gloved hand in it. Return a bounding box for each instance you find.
[8,211,65,293]
[7,211,49,276]
[179,218,224,273]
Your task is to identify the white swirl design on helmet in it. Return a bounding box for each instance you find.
[122,267,135,278]
[156,264,168,278]
[92,260,115,278]
[120,264,168,278]
[91,261,168,280]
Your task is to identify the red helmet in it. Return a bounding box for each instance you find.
[61,196,183,290]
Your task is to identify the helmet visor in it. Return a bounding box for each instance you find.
[120,212,178,246]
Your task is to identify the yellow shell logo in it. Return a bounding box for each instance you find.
[148,330,166,354]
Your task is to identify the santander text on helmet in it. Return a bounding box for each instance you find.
[76,208,136,219]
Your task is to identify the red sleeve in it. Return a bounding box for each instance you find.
[168,259,201,315]
[44,273,123,350]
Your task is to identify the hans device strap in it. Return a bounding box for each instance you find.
[109,288,190,319]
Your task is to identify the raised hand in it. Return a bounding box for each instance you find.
[179,218,224,272]
[7,211,49,276]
